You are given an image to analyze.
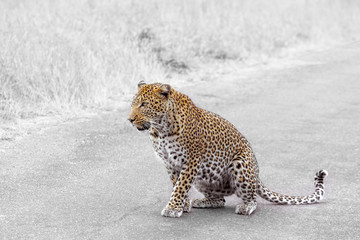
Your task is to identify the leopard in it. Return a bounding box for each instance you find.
[128,81,328,218]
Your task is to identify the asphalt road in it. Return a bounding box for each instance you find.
[1,43,360,239]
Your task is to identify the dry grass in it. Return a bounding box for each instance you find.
[1,0,360,124]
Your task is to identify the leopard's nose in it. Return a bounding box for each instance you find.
[128,118,135,123]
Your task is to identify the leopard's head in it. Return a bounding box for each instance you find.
[128,81,171,131]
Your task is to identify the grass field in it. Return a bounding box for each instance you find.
[1,0,360,127]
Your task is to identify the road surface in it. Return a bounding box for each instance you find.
[1,43,360,239]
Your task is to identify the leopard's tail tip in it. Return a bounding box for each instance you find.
[317,169,328,178]
[314,169,328,187]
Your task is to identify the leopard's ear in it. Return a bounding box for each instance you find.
[156,84,171,99]
[138,80,146,88]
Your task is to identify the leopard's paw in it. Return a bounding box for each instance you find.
[161,206,183,218]
[235,202,257,215]
[183,199,192,213]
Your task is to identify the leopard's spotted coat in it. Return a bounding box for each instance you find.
[128,82,328,218]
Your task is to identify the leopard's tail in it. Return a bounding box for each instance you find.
[257,170,328,204]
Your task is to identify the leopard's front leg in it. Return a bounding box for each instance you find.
[167,168,192,213]
[162,161,199,218]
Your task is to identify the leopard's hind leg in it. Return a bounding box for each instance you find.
[192,195,226,208]
[192,183,230,208]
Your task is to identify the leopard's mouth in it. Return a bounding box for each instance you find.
[136,122,151,131]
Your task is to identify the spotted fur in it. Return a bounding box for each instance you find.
[128,82,328,218]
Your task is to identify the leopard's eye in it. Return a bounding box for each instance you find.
[139,102,148,108]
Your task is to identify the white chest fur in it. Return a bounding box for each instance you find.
[150,135,186,172]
